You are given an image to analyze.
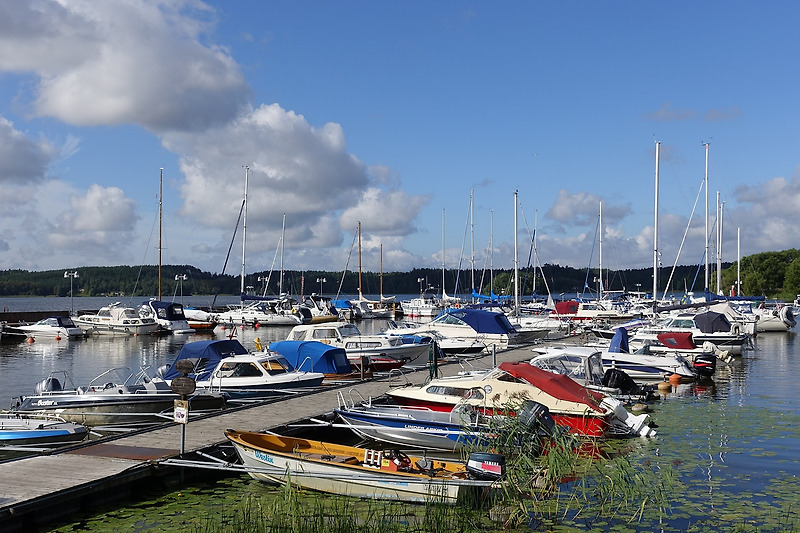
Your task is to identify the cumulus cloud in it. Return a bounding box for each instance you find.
[545,190,632,227]
[0,117,58,183]
[0,0,250,132]
[641,102,695,122]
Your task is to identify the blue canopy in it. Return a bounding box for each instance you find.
[438,308,516,334]
[163,339,249,381]
[269,340,352,375]
[608,327,630,353]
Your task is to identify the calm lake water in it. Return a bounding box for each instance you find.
[2,296,799,531]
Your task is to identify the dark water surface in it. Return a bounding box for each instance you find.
[2,297,798,531]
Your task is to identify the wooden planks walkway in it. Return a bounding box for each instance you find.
[0,344,538,531]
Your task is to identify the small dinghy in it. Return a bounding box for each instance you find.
[0,414,88,446]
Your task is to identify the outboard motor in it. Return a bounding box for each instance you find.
[155,364,171,379]
[692,354,717,378]
[602,368,641,395]
[466,452,505,481]
[517,400,556,435]
[33,376,62,394]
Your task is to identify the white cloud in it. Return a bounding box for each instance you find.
[0,117,58,183]
[0,0,250,132]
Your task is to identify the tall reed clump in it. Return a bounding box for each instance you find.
[461,401,676,530]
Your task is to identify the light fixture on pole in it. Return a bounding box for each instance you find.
[417,277,424,297]
[64,271,79,314]
[258,275,268,295]
[316,277,326,295]
[175,274,187,304]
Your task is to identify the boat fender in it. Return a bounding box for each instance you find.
[254,338,263,351]
[731,323,741,335]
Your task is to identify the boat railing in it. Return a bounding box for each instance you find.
[336,388,370,410]
[387,367,413,387]
[295,355,315,373]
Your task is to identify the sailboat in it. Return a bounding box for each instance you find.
[350,222,395,319]
[216,169,303,327]
[138,169,194,334]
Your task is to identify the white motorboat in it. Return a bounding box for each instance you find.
[628,309,749,355]
[72,303,160,336]
[11,316,84,339]
[12,368,226,426]
[217,299,303,327]
[0,414,89,447]
[400,294,444,318]
[287,321,431,371]
[157,339,325,400]
[751,304,796,332]
[139,300,195,334]
[599,328,704,381]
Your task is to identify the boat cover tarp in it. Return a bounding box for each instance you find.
[555,300,580,315]
[145,300,187,320]
[608,327,630,353]
[498,362,604,411]
[163,339,249,380]
[269,340,352,375]
[439,308,516,334]
[693,311,731,333]
[657,331,696,349]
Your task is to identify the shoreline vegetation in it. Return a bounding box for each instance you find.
[1,248,799,301]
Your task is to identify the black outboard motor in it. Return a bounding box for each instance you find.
[33,376,62,394]
[602,368,641,395]
[692,354,717,378]
[466,452,505,480]
[517,399,556,435]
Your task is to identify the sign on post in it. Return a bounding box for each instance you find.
[174,399,189,424]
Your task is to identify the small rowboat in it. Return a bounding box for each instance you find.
[0,414,88,446]
[225,430,504,504]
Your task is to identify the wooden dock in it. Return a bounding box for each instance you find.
[0,344,538,532]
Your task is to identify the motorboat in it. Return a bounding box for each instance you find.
[751,304,796,332]
[334,393,555,452]
[295,294,340,324]
[10,316,84,339]
[268,340,371,381]
[286,321,431,371]
[217,299,303,327]
[387,308,522,352]
[529,345,658,402]
[139,300,195,334]
[12,368,226,426]
[158,339,325,400]
[0,414,89,447]
[72,303,160,336]
[629,309,749,355]
[400,293,444,319]
[384,326,487,357]
[183,307,219,331]
[600,328,706,381]
[225,430,505,504]
[387,361,656,438]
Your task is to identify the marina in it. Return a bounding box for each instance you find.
[0,296,799,531]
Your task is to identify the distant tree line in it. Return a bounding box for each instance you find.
[0,249,797,300]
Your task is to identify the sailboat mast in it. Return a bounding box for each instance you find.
[704,142,710,293]
[441,209,446,298]
[358,221,363,299]
[653,141,660,306]
[599,201,603,300]
[279,213,285,295]
[514,190,519,315]
[241,166,248,298]
[379,243,384,298]
[717,192,724,294]
[470,189,475,293]
[158,168,163,300]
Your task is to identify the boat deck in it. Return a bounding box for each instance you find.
[0,343,538,531]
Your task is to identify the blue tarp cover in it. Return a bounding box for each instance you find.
[608,327,630,353]
[163,339,249,381]
[438,308,516,334]
[269,340,352,375]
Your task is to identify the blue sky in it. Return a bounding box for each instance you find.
[1,1,798,293]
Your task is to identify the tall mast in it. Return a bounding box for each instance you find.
[469,189,475,293]
[653,141,660,306]
[736,227,741,296]
[358,221,363,299]
[279,213,285,295]
[240,166,248,298]
[717,192,724,294]
[513,190,519,315]
[704,142,710,293]
[379,243,384,299]
[599,201,603,300]
[532,210,537,295]
[158,168,163,300]
[490,209,494,294]
[441,209,446,298]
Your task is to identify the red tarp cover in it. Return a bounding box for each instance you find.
[657,331,696,350]
[498,361,605,412]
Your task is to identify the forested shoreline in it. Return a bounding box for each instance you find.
[1,249,798,300]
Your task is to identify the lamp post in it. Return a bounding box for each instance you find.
[258,275,268,295]
[417,277,424,297]
[175,274,187,304]
[316,277,326,295]
[64,271,78,314]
